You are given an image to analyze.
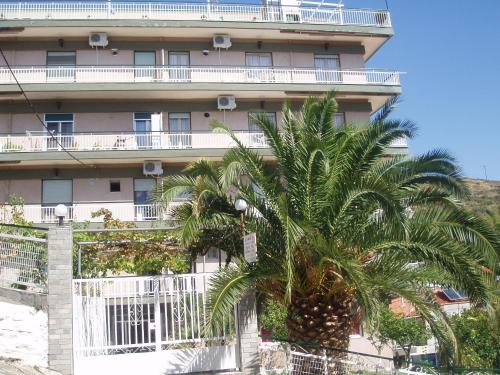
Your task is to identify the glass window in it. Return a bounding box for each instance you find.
[134,179,156,204]
[333,113,346,127]
[168,52,189,66]
[245,53,272,67]
[42,180,72,206]
[45,114,74,149]
[248,112,276,131]
[47,51,76,66]
[314,54,340,70]
[134,112,152,132]
[168,113,191,133]
[110,181,121,193]
[134,51,156,66]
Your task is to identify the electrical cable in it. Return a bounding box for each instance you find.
[0,47,94,168]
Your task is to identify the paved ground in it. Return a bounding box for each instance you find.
[0,359,61,375]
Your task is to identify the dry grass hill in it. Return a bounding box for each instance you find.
[464,179,500,230]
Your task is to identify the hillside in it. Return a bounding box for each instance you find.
[464,179,500,229]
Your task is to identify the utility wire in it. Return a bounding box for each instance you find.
[0,47,93,168]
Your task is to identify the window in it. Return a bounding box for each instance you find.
[47,51,76,80]
[47,51,76,66]
[45,114,74,149]
[248,112,276,131]
[134,51,156,80]
[134,179,155,204]
[314,54,340,82]
[110,181,121,193]
[168,52,190,81]
[207,248,219,260]
[168,112,191,147]
[246,53,273,81]
[42,180,72,206]
[333,113,346,127]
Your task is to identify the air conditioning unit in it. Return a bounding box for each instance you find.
[217,95,237,110]
[89,32,108,47]
[143,161,163,176]
[213,34,232,49]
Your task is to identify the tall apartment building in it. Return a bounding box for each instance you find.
[0,0,403,227]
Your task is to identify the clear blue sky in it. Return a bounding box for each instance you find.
[349,0,500,180]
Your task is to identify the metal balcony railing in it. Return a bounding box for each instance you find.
[0,66,401,86]
[0,131,269,152]
[0,2,392,27]
[0,201,184,223]
[0,131,407,153]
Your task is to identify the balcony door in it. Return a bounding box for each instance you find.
[314,54,340,83]
[42,179,72,222]
[134,51,156,81]
[45,114,74,150]
[246,53,273,82]
[248,112,276,147]
[168,52,190,81]
[134,179,157,220]
[168,112,191,148]
[46,51,76,81]
[134,112,162,149]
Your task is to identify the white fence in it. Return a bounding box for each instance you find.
[0,202,183,224]
[73,273,238,374]
[0,66,401,86]
[0,232,47,292]
[0,2,391,27]
[0,131,269,153]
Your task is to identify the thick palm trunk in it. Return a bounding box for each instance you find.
[286,291,354,352]
[286,292,355,375]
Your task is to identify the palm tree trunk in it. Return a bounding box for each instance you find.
[286,291,355,353]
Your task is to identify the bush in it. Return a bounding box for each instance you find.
[259,300,288,340]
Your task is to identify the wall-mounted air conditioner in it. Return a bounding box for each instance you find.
[89,32,108,47]
[143,161,163,176]
[217,95,237,110]
[213,34,232,49]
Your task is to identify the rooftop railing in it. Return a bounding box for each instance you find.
[0,66,401,86]
[0,2,391,27]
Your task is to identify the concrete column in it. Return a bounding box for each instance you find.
[47,226,73,375]
[238,291,260,375]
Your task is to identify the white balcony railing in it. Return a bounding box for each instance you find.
[0,202,184,224]
[0,131,406,153]
[0,2,391,27]
[0,66,401,86]
[0,131,269,152]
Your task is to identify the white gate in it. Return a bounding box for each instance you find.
[72,273,239,375]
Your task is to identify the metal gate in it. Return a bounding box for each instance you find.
[73,273,239,375]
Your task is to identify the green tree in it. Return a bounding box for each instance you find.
[370,307,431,367]
[450,308,500,368]
[157,93,499,357]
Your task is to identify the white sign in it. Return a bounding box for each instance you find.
[243,232,257,263]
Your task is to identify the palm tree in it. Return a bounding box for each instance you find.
[157,93,499,357]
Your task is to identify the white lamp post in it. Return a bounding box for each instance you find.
[54,204,68,226]
[234,198,247,233]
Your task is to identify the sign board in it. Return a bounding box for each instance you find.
[243,232,257,263]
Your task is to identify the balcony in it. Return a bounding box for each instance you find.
[0,202,182,224]
[0,131,407,155]
[0,2,391,28]
[0,66,401,87]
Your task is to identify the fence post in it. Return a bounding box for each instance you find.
[47,226,74,375]
[238,291,260,374]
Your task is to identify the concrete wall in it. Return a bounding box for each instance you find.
[0,110,370,134]
[0,179,42,204]
[73,177,134,203]
[0,48,364,70]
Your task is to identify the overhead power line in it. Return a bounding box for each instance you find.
[0,47,93,168]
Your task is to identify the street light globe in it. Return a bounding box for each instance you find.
[234,199,248,212]
[54,204,68,218]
